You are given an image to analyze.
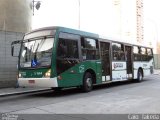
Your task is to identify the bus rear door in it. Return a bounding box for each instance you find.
[100,41,111,82]
[125,45,133,79]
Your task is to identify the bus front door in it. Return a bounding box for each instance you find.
[100,42,111,82]
[125,46,133,79]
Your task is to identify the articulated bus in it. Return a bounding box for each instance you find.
[11,26,154,92]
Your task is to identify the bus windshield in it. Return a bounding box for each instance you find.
[20,37,54,68]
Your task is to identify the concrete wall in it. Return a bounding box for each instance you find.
[0,0,32,32]
[154,54,160,69]
[0,31,24,88]
[0,0,32,88]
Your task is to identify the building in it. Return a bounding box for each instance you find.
[0,0,32,88]
[112,0,144,44]
[112,0,160,54]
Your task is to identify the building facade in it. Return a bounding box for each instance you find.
[0,0,32,88]
[112,0,144,45]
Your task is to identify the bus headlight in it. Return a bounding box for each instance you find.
[45,69,51,78]
[19,73,22,78]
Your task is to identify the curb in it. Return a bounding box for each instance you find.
[0,88,52,97]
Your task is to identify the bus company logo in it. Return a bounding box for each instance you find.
[34,72,42,76]
[79,65,85,73]
[113,63,123,69]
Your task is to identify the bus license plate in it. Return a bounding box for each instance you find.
[29,80,35,84]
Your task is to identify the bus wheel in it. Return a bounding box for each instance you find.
[82,72,93,92]
[136,70,143,82]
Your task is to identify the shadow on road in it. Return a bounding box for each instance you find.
[0,78,152,102]
[29,79,150,98]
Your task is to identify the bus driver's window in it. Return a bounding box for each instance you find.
[82,49,87,60]
[81,37,99,60]
[57,40,67,57]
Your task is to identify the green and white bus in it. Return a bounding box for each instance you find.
[11,26,154,92]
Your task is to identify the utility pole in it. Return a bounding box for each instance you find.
[32,0,41,16]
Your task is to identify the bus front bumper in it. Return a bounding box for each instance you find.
[18,78,58,88]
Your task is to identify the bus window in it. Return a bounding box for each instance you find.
[112,43,125,61]
[81,38,99,60]
[133,46,141,61]
[56,33,80,75]
[84,38,96,49]
[133,46,139,54]
[147,48,152,56]
[57,39,67,57]
[141,47,147,61]
[147,48,153,61]
[141,47,146,55]
[57,39,78,58]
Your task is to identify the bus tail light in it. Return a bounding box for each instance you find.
[45,69,51,78]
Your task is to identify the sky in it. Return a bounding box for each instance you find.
[32,0,160,53]
[144,0,160,51]
[32,0,114,35]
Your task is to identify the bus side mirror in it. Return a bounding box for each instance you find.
[11,40,21,57]
[11,45,19,57]
[11,45,14,56]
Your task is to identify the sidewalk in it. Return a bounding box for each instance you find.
[154,69,160,75]
[0,87,51,97]
[0,69,159,96]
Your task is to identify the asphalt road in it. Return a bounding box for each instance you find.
[0,74,160,114]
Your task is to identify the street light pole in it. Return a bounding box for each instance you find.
[78,0,80,29]
[32,0,41,16]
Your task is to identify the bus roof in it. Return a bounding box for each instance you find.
[57,27,99,39]
[25,26,152,49]
[25,26,99,39]
[99,35,153,49]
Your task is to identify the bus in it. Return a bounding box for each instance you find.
[11,26,154,92]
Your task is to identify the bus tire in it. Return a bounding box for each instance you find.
[136,69,143,82]
[82,72,93,92]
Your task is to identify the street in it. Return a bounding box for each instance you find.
[0,74,160,114]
